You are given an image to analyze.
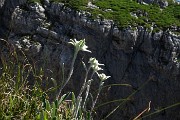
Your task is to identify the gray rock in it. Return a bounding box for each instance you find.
[11,6,45,34]
[28,2,45,18]
[138,0,169,8]
[42,0,50,7]
[0,0,5,7]
[87,2,99,9]
[0,1,179,120]
[36,27,60,40]
[8,35,42,56]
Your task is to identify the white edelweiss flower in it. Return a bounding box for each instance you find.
[88,57,96,64]
[97,73,111,81]
[92,65,103,72]
[69,38,78,46]
[88,57,104,67]
[68,38,91,53]
[80,39,91,53]
[88,57,104,72]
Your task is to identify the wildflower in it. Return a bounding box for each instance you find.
[88,57,104,66]
[91,65,103,72]
[69,38,91,53]
[97,73,111,81]
[88,57,104,72]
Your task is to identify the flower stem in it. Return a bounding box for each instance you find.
[56,50,78,99]
[90,81,104,114]
[77,66,91,99]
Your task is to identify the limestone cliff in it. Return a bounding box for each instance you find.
[0,0,179,120]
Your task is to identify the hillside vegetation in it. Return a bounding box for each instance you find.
[28,0,180,30]
[92,0,180,29]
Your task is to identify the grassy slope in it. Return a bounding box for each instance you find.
[28,0,180,30]
[93,0,180,29]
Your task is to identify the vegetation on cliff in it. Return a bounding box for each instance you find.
[92,0,180,29]
[1,0,179,119]
[28,0,180,30]
[0,39,111,119]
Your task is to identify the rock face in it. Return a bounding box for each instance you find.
[0,0,180,120]
[137,0,169,8]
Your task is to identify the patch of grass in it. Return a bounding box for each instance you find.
[0,44,44,119]
[91,0,180,29]
[0,39,111,119]
[38,0,180,30]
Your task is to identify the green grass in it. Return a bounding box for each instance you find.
[27,0,180,30]
[0,39,111,119]
[39,0,179,30]
[0,42,76,119]
[1,38,180,119]
[90,0,180,29]
[0,46,43,119]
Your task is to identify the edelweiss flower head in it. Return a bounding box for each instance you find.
[92,65,103,72]
[97,73,111,81]
[68,38,91,53]
[88,57,104,72]
[88,57,104,67]
[69,38,78,46]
